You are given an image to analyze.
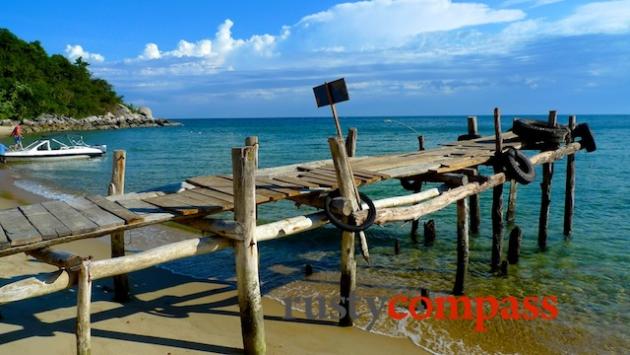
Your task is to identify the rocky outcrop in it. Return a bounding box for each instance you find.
[0,107,180,134]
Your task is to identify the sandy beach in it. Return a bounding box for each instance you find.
[0,168,425,354]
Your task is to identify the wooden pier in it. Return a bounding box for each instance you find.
[0,110,589,354]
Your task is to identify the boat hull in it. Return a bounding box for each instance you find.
[3,151,105,161]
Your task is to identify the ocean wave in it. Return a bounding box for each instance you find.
[13,179,82,204]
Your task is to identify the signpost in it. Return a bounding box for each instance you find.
[313,78,349,139]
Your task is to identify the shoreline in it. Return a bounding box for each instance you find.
[0,168,425,354]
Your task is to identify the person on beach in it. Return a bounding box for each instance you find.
[0,143,6,164]
[10,123,23,148]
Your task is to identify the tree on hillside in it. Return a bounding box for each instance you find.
[0,28,123,120]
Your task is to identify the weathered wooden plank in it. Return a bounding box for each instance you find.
[19,204,72,240]
[85,195,143,223]
[296,175,338,188]
[186,175,234,188]
[0,208,43,246]
[67,197,125,229]
[298,171,339,184]
[307,169,365,185]
[0,223,10,249]
[188,188,235,204]
[116,199,175,223]
[272,176,321,188]
[143,194,202,216]
[179,189,233,208]
[41,201,100,236]
[253,187,287,201]
[256,177,307,197]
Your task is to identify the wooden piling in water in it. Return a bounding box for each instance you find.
[507,226,522,264]
[491,108,504,271]
[345,128,357,157]
[538,110,557,250]
[76,260,92,355]
[108,150,129,302]
[506,181,518,224]
[453,177,469,295]
[424,219,436,246]
[564,115,576,237]
[232,145,266,354]
[328,137,358,327]
[411,135,425,241]
[467,117,481,234]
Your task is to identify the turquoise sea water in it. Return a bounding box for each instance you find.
[4,115,629,354]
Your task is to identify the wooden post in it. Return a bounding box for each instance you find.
[467,117,481,234]
[328,137,359,327]
[76,260,92,355]
[108,150,129,302]
[424,219,436,246]
[507,226,522,264]
[453,180,469,295]
[491,108,504,271]
[564,115,576,237]
[506,181,518,224]
[345,128,357,157]
[245,136,259,167]
[325,85,343,139]
[411,135,425,241]
[233,145,266,354]
[538,110,557,250]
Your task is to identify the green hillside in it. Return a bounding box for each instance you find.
[0,28,122,120]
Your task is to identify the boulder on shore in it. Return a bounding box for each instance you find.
[10,106,179,134]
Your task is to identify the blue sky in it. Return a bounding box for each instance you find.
[1,0,629,117]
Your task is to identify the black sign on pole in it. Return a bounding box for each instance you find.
[313,78,349,107]
[313,78,349,139]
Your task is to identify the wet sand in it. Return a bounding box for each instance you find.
[0,169,425,354]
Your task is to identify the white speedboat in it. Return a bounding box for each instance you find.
[2,137,107,161]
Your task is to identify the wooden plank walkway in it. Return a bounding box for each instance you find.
[0,132,521,256]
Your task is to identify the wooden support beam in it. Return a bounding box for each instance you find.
[466,116,481,234]
[491,108,504,271]
[345,128,357,157]
[232,145,266,354]
[564,115,576,237]
[453,177,469,295]
[411,135,426,242]
[179,218,242,240]
[27,248,82,269]
[108,150,129,302]
[538,110,557,250]
[328,137,358,327]
[506,180,518,224]
[76,260,92,355]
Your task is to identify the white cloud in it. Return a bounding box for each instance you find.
[140,43,161,60]
[554,0,630,35]
[293,0,525,51]
[136,19,277,66]
[501,0,564,8]
[64,44,104,63]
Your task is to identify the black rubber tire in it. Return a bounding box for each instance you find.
[324,190,377,232]
[503,147,535,185]
[512,119,570,144]
[572,123,596,152]
[457,133,482,141]
[400,176,422,191]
